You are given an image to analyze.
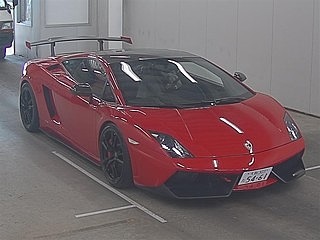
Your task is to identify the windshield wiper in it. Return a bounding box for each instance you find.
[131,97,246,108]
[214,97,247,105]
[138,102,214,109]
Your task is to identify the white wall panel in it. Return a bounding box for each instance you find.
[271,0,313,111]
[97,0,108,49]
[108,0,123,49]
[179,0,207,56]
[123,0,156,48]
[237,0,273,93]
[154,0,180,49]
[45,0,89,26]
[16,0,101,58]
[15,0,41,58]
[206,0,238,72]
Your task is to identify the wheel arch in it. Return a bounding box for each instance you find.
[20,79,41,113]
[98,119,140,174]
[20,79,29,87]
[98,120,134,188]
[98,120,117,142]
[19,80,40,132]
[98,120,126,161]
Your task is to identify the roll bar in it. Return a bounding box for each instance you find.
[25,36,133,57]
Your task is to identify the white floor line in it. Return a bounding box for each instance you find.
[52,151,167,223]
[306,165,320,171]
[75,205,136,218]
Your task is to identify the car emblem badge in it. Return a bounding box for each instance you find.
[244,140,253,154]
[244,140,255,166]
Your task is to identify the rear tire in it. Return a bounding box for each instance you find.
[0,48,6,59]
[19,82,40,132]
[100,124,133,188]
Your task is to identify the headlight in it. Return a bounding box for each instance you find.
[151,132,193,158]
[1,22,13,30]
[284,112,301,141]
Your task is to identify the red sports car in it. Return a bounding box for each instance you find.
[19,37,305,198]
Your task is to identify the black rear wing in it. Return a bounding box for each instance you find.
[25,36,133,57]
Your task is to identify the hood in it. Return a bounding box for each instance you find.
[125,93,291,157]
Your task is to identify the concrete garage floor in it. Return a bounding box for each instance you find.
[0,55,319,240]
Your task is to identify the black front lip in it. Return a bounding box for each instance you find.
[272,151,305,183]
[144,151,305,199]
[161,172,240,199]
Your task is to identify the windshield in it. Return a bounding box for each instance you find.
[110,57,254,108]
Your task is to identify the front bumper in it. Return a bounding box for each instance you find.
[152,151,305,199]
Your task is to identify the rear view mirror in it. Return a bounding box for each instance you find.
[234,72,247,82]
[71,83,92,97]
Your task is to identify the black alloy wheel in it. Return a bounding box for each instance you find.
[100,124,133,188]
[19,82,40,132]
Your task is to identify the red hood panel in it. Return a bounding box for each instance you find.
[125,94,290,157]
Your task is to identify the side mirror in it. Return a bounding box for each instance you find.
[71,83,92,97]
[234,72,247,82]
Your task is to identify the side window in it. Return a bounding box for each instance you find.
[86,59,107,98]
[62,58,115,102]
[103,77,116,102]
[63,58,92,84]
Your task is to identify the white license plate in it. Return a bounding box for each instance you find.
[238,167,273,185]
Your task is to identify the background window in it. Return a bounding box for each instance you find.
[17,0,32,26]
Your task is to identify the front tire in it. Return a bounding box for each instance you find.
[100,124,133,188]
[19,82,40,132]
